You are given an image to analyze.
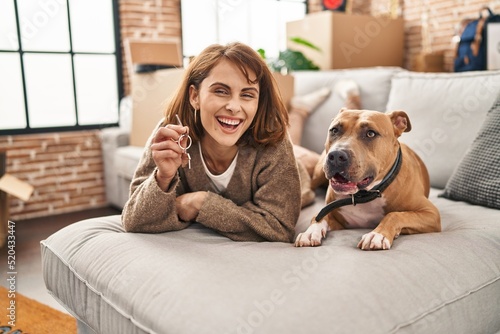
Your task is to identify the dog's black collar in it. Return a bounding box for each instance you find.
[314,146,403,222]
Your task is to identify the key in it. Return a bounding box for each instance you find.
[175,114,192,169]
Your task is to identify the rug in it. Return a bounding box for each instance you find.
[0,286,77,334]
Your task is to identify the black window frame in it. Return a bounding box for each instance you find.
[0,0,124,136]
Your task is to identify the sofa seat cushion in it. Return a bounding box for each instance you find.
[115,146,144,181]
[41,189,500,334]
[386,70,500,189]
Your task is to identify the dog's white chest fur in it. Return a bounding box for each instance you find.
[338,196,386,229]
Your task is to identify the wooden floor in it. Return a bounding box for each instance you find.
[1,206,121,314]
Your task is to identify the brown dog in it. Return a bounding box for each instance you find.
[295,108,441,250]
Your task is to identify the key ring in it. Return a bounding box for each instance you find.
[174,114,192,169]
[177,133,192,151]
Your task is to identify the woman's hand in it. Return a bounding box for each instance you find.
[151,123,189,191]
[176,191,208,222]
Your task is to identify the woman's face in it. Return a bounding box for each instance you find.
[190,59,260,148]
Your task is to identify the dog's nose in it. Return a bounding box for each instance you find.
[328,150,349,167]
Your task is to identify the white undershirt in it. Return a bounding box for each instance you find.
[199,144,238,193]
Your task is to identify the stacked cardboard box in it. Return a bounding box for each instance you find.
[0,151,33,247]
[286,11,404,70]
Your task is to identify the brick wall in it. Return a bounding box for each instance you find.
[0,131,106,220]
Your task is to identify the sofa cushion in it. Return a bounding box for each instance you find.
[386,70,500,189]
[440,91,500,209]
[293,67,403,153]
[100,127,132,208]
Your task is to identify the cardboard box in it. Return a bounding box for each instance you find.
[125,38,185,147]
[412,52,444,72]
[0,174,34,203]
[130,68,185,147]
[286,11,404,69]
[0,150,34,247]
[124,38,183,77]
[487,23,500,70]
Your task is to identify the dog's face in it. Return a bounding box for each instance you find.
[323,108,411,195]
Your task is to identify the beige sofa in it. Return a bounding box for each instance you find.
[42,67,500,333]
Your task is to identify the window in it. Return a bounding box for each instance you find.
[181,0,307,60]
[0,0,122,135]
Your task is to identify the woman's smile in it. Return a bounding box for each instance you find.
[216,115,244,133]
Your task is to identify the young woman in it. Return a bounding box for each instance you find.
[121,42,302,243]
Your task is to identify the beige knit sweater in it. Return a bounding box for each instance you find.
[121,129,302,243]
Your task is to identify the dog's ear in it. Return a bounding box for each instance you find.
[388,110,412,136]
[339,107,348,113]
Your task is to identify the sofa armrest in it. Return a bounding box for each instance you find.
[100,127,130,209]
[101,127,130,149]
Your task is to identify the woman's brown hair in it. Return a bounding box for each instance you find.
[163,42,289,146]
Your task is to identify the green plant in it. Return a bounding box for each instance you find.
[258,37,321,73]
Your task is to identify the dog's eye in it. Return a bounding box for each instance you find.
[330,127,339,135]
[366,130,377,138]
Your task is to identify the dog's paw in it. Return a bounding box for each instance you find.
[295,222,328,247]
[357,232,391,250]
